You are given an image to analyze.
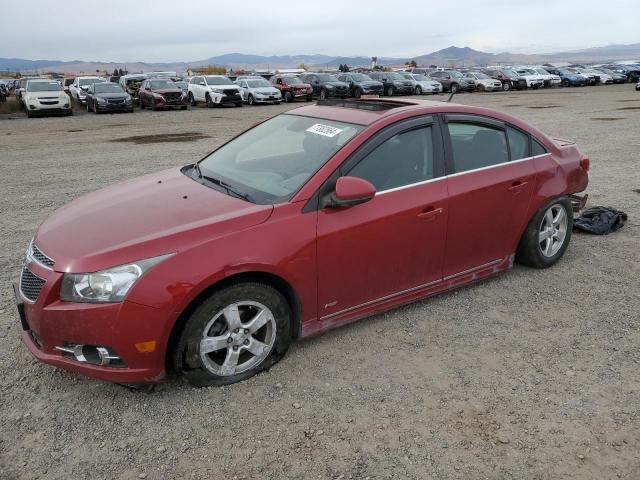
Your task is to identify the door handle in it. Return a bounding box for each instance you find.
[417,206,443,221]
[508,180,528,192]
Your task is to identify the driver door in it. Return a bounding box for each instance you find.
[316,117,448,320]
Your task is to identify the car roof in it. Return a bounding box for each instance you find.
[284,98,551,139]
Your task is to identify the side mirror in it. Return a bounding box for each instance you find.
[199,81,206,86]
[145,87,150,91]
[326,177,376,209]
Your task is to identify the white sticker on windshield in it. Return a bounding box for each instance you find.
[306,123,343,138]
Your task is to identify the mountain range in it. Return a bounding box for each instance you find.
[1,43,639,74]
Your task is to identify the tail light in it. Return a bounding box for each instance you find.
[580,156,590,172]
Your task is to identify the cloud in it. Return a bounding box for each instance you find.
[1,0,638,61]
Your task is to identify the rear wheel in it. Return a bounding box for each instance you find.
[516,197,572,268]
[248,94,255,105]
[477,84,485,92]
[174,283,291,387]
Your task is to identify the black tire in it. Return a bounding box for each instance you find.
[93,102,99,114]
[562,79,570,88]
[306,96,313,102]
[477,84,485,92]
[283,91,293,103]
[248,94,255,105]
[205,93,214,108]
[385,85,394,96]
[414,86,422,95]
[235,102,243,107]
[181,105,187,110]
[502,82,511,91]
[274,101,281,105]
[86,100,90,112]
[450,83,459,93]
[319,89,328,100]
[173,282,292,387]
[515,197,573,269]
[354,87,362,98]
[188,92,196,107]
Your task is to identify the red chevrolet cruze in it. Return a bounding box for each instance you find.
[16,99,589,387]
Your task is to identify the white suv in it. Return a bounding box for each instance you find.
[22,79,72,117]
[188,75,243,107]
[69,76,105,103]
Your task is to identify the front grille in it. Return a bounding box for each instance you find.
[223,89,239,96]
[20,268,45,302]
[108,98,125,104]
[40,101,58,105]
[32,245,55,268]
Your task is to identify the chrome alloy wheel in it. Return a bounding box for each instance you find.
[200,301,276,376]
[538,204,568,258]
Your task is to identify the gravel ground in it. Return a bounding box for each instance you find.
[1,85,639,480]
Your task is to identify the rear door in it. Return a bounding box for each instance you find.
[316,117,448,320]
[441,114,537,277]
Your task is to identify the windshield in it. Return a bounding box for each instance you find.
[27,81,62,92]
[534,68,550,75]
[316,74,339,82]
[205,76,232,85]
[449,71,463,78]
[387,73,405,80]
[412,74,429,81]
[79,78,102,86]
[150,80,176,89]
[518,69,535,75]
[284,76,302,84]
[472,72,490,79]
[246,79,271,88]
[502,70,518,77]
[351,74,373,81]
[173,81,188,89]
[197,114,363,203]
[94,83,124,93]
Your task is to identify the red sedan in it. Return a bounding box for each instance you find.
[16,99,589,386]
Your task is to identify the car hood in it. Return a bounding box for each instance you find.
[324,81,349,88]
[95,92,129,99]
[209,84,240,90]
[251,87,279,94]
[358,81,383,87]
[35,168,274,273]
[152,88,183,95]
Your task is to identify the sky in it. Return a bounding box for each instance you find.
[1,0,638,62]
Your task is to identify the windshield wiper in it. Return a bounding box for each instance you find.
[200,174,254,203]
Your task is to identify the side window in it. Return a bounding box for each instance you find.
[531,139,548,156]
[506,126,529,160]
[447,122,508,173]
[347,127,435,191]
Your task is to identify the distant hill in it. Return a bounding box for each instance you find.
[1,43,639,74]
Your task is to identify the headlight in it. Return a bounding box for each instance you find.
[97,97,107,104]
[125,95,132,102]
[211,88,223,94]
[326,85,334,89]
[60,254,172,303]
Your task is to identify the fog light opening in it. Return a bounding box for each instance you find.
[55,344,125,367]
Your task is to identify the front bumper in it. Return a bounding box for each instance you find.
[96,101,133,112]
[15,263,169,384]
[27,104,72,115]
[211,93,243,105]
[252,94,281,103]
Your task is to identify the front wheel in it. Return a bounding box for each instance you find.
[562,79,570,88]
[283,91,293,103]
[502,82,511,91]
[450,83,459,93]
[385,85,394,96]
[319,89,328,100]
[188,92,197,106]
[173,283,292,387]
[516,197,573,268]
[414,86,422,95]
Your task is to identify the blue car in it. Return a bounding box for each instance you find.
[546,67,586,87]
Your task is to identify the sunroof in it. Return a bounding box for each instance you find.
[315,99,415,111]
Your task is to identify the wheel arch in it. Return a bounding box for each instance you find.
[165,270,302,371]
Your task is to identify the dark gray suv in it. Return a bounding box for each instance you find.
[367,72,414,96]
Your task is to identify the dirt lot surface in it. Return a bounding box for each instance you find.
[1,86,639,480]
